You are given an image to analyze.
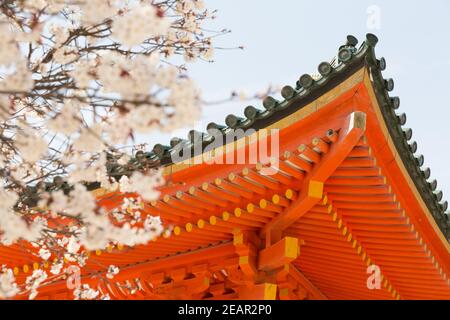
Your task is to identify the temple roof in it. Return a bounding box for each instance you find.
[145,33,450,243]
[35,33,449,243]
[8,33,450,300]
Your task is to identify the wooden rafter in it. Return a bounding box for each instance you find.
[263,111,367,244]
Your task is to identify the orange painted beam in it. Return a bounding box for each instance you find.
[233,231,258,278]
[238,283,277,300]
[258,237,299,272]
[285,264,328,300]
[262,112,367,242]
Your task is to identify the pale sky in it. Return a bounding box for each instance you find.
[145,0,450,199]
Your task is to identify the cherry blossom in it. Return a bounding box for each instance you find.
[15,129,48,163]
[0,267,19,299]
[0,0,229,300]
[73,284,99,300]
[25,269,48,300]
[119,171,164,201]
[111,3,171,47]
[0,187,44,245]
[50,262,63,275]
[47,100,82,136]
[106,265,120,279]
[38,248,51,261]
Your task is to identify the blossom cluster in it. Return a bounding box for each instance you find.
[0,0,223,300]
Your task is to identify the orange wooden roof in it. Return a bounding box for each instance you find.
[2,34,449,300]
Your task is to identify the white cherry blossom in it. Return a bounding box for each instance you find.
[106,265,120,279]
[38,248,51,261]
[112,4,171,47]
[0,268,19,299]
[73,284,99,300]
[0,0,226,300]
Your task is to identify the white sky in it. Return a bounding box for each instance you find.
[144,0,450,199]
